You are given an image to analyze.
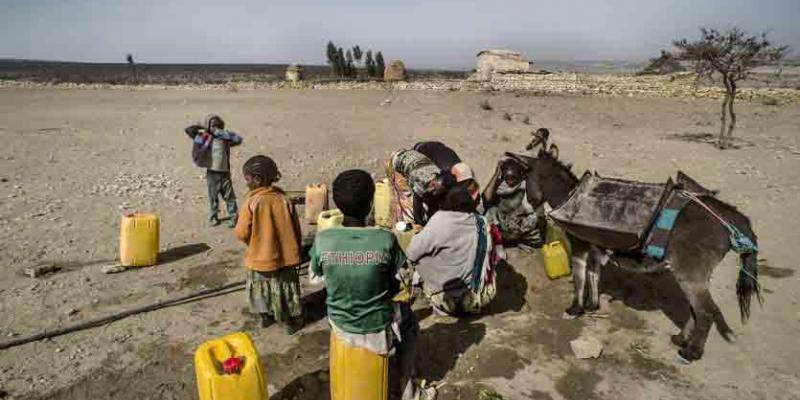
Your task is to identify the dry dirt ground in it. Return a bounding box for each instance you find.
[0,87,799,400]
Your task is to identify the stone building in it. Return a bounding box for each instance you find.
[475,50,533,80]
[384,60,407,81]
[285,64,303,82]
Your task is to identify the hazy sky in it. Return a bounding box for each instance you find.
[2,0,798,69]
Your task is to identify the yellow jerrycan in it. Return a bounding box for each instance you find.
[305,184,329,224]
[542,217,571,279]
[330,330,389,400]
[317,209,343,231]
[374,179,393,228]
[119,213,159,267]
[542,241,570,280]
[195,332,268,400]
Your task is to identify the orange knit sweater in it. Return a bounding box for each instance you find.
[235,186,302,271]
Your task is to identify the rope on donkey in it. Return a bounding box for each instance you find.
[679,190,761,286]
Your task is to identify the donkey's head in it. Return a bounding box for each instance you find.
[506,128,579,208]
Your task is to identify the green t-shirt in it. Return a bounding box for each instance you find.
[309,227,406,334]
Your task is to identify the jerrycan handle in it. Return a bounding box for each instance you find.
[547,240,562,248]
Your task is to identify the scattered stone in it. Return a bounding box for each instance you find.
[380,99,392,106]
[570,336,603,359]
[55,348,63,353]
[0,177,7,183]
[66,308,79,316]
[24,264,61,278]
[101,264,128,274]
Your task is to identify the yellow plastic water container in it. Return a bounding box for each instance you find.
[305,184,329,224]
[195,332,268,400]
[119,213,159,267]
[317,209,343,231]
[330,330,389,400]
[542,241,570,280]
[374,179,392,228]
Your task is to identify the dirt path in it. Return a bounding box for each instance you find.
[0,87,798,399]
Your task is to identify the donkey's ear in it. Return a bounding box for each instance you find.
[549,143,559,160]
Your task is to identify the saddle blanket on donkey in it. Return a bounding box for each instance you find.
[549,171,714,262]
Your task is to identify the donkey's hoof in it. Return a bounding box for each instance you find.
[670,334,688,348]
[563,305,585,319]
[678,347,703,362]
[584,303,600,313]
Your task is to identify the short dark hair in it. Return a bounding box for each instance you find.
[503,158,526,175]
[243,155,280,186]
[440,185,475,213]
[333,169,375,218]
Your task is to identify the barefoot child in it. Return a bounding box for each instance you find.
[185,114,243,227]
[234,155,303,334]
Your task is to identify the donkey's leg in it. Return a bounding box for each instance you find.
[584,246,607,312]
[671,307,695,348]
[674,279,715,362]
[565,252,589,317]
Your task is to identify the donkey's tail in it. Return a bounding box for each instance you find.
[736,251,762,322]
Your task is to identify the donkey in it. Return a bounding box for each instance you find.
[509,138,761,362]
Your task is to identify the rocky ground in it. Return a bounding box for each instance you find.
[0,87,798,400]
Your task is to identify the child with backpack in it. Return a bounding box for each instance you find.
[184,114,243,227]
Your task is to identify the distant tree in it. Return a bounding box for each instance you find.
[345,49,355,78]
[365,50,376,77]
[352,46,363,78]
[336,47,346,78]
[326,41,339,76]
[125,53,137,84]
[674,27,786,149]
[375,51,386,80]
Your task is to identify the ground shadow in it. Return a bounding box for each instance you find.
[24,258,118,275]
[271,370,330,400]
[417,320,487,382]
[158,243,211,264]
[758,258,795,279]
[663,132,754,149]
[484,259,528,315]
[599,267,732,339]
[301,288,328,328]
[239,287,327,333]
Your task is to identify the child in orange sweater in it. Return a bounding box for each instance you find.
[235,155,303,334]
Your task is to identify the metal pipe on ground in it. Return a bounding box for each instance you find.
[0,281,245,351]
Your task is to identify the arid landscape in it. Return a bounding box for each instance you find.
[0,82,798,399]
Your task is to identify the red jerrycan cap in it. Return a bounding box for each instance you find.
[222,356,244,374]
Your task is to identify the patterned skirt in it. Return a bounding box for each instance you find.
[246,268,302,322]
[385,157,415,225]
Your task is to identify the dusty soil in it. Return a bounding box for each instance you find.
[0,87,798,400]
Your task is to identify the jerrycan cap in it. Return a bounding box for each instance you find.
[222,356,244,374]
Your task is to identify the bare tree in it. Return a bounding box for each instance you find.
[125,53,137,84]
[674,27,786,149]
